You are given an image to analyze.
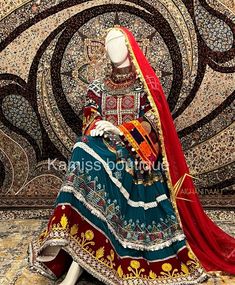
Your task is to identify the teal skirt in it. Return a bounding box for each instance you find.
[29,135,206,284]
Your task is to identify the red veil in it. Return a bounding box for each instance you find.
[116,26,235,274]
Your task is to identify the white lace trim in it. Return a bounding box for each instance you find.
[59,185,186,252]
[28,242,57,280]
[73,142,168,210]
[156,194,168,202]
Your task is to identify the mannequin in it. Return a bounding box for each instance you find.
[58,28,130,285]
[29,26,235,285]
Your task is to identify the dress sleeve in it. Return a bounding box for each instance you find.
[118,93,160,168]
[82,82,102,135]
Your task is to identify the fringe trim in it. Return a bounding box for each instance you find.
[60,185,186,252]
[65,246,208,285]
[29,234,209,285]
[73,141,168,210]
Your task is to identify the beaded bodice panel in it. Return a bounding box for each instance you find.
[101,92,140,125]
[88,78,148,126]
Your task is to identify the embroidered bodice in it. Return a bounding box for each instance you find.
[101,92,139,125]
[85,78,150,126]
[82,76,159,166]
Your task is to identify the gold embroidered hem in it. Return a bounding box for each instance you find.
[29,204,208,285]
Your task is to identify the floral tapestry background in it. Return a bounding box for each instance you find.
[0,0,234,209]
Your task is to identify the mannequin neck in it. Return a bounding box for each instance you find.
[113,57,131,68]
[107,64,136,87]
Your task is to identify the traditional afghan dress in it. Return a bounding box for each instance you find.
[29,27,235,285]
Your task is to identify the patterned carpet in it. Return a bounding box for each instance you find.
[0,209,234,285]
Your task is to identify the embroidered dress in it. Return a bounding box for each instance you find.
[29,77,207,284]
[29,27,235,284]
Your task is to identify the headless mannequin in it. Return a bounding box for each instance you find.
[57,29,131,285]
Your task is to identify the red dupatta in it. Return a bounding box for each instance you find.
[115,26,235,274]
